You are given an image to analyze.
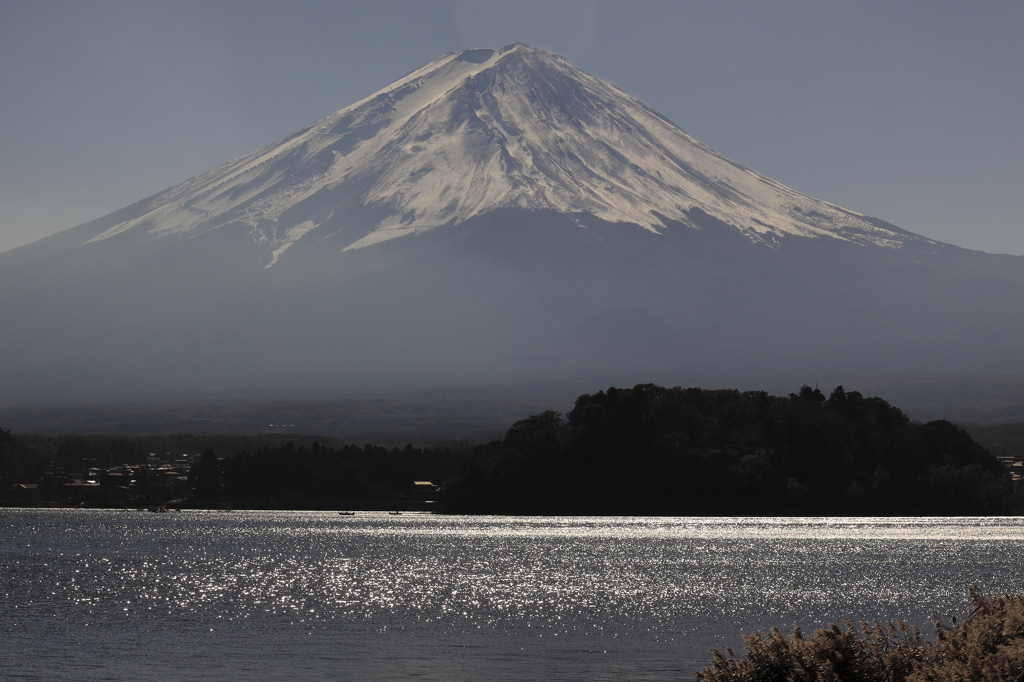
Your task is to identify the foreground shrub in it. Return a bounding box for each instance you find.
[698,589,1024,682]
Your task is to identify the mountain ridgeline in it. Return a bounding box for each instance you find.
[0,44,1022,403]
[440,384,1017,515]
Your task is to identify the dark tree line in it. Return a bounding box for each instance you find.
[191,441,470,507]
[1,427,473,508]
[12,433,400,472]
[0,427,47,491]
[440,384,1019,515]
[4,384,1018,514]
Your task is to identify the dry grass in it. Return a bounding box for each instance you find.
[698,589,1024,682]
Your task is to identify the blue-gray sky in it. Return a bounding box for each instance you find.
[1,0,1021,254]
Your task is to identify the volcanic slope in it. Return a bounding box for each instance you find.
[1,43,1022,402]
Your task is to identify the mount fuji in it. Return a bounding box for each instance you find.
[1,44,1022,403]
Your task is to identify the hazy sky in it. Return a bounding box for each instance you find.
[1,0,1021,254]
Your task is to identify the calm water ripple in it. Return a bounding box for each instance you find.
[2,511,1023,681]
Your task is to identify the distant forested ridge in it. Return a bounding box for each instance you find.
[439,384,1019,515]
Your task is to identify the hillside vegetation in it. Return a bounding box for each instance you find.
[440,384,1018,515]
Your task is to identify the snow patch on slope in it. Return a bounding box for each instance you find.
[265,220,318,268]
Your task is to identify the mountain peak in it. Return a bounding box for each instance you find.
[4,49,1023,406]
[82,45,924,264]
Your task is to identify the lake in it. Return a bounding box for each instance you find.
[3,511,1023,681]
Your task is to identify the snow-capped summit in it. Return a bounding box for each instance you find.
[84,44,921,266]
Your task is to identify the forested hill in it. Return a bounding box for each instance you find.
[440,384,1019,515]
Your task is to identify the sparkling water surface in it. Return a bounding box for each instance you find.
[3,511,1023,681]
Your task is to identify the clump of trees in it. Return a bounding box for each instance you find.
[699,589,1024,682]
[440,384,1018,515]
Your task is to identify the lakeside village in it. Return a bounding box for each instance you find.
[3,451,442,511]
[1003,455,1024,482]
